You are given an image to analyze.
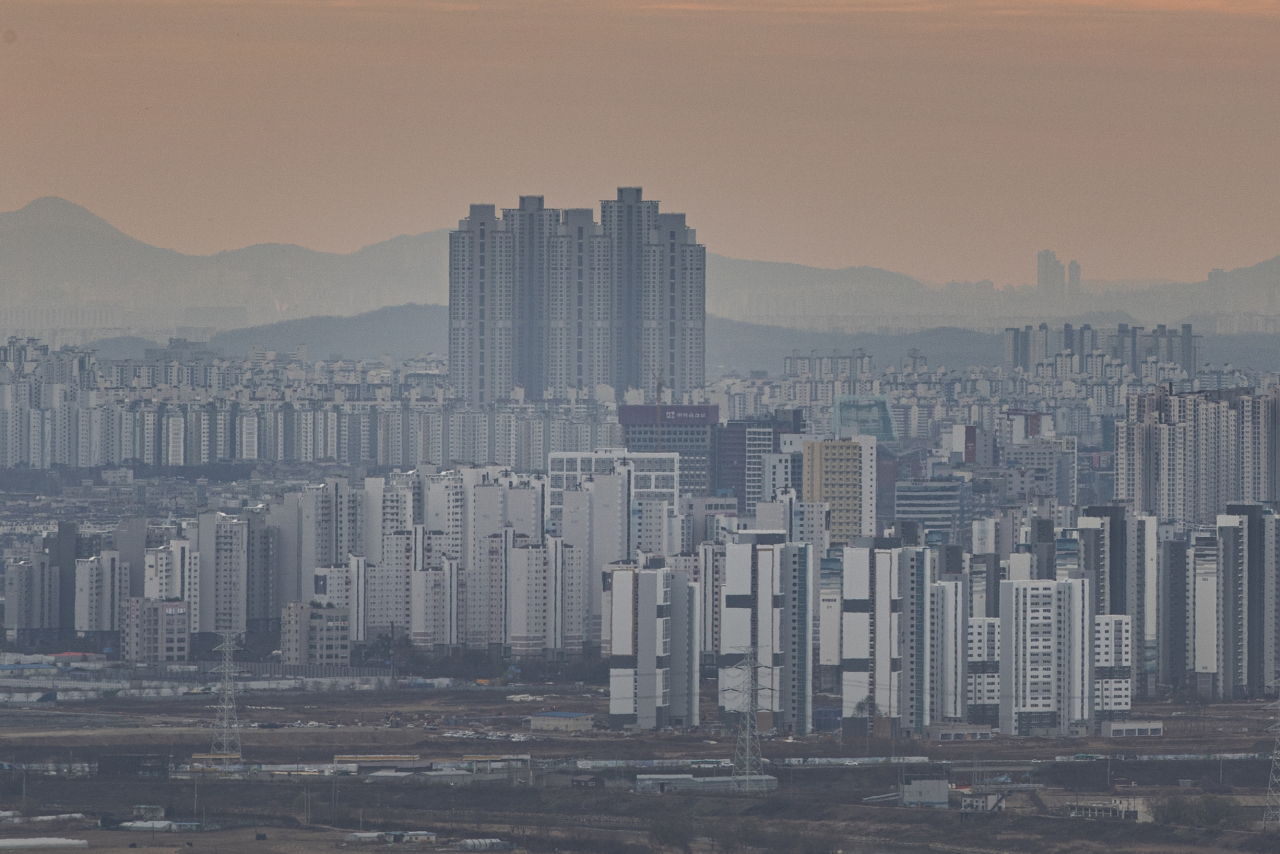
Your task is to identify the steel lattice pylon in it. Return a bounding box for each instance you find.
[730,646,766,794]
[1265,700,1280,831]
[209,630,241,769]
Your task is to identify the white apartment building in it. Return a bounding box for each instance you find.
[929,580,968,724]
[967,617,1001,726]
[998,577,1093,736]
[410,529,459,649]
[603,561,699,729]
[839,541,901,736]
[506,537,584,658]
[720,531,815,735]
[144,539,200,631]
[74,551,128,633]
[120,598,190,663]
[1094,614,1133,720]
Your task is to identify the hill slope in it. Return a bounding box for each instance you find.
[9,197,1280,332]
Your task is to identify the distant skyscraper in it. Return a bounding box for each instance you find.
[449,205,514,406]
[448,188,706,405]
[1037,250,1065,292]
[1067,259,1081,297]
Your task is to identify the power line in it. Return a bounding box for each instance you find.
[730,645,766,794]
[210,629,242,771]
[1264,699,1280,830]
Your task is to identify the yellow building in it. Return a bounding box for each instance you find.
[802,438,877,542]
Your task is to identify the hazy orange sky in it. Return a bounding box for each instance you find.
[2,0,1278,286]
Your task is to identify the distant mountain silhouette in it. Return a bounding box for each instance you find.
[7,197,1280,331]
[124,305,1003,374]
[0,197,449,325]
[208,304,449,361]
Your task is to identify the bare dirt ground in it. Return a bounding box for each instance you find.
[2,689,1280,853]
[0,688,1271,766]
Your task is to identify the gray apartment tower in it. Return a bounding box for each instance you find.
[448,188,705,405]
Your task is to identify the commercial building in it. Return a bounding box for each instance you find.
[619,404,716,496]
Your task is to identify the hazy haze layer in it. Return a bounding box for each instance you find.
[1,1,1277,286]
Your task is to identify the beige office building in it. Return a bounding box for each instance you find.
[802,438,877,542]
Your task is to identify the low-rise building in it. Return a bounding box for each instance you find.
[528,711,594,733]
[120,598,190,663]
[1101,720,1163,737]
[281,602,351,666]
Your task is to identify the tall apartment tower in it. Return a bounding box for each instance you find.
[505,196,561,397]
[998,577,1093,736]
[1094,614,1132,722]
[73,551,128,634]
[838,540,902,738]
[547,209,617,398]
[967,617,1001,726]
[719,532,816,735]
[639,212,706,401]
[449,188,706,404]
[601,187,660,394]
[144,538,200,631]
[604,561,700,729]
[1037,250,1065,292]
[802,438,877,543]
[449,205,514,406]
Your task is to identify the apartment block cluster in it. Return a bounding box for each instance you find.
[0,336,626,471]
[5,206,1279,747]
[0,421,1161,740]
[714,320,1254,454]
[447,188,705,406]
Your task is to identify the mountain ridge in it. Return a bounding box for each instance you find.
[5,196,1280,330]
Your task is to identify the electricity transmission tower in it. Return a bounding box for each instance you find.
[209,630,242,770]
[730,646,766,794]
[1265,699,1280,830]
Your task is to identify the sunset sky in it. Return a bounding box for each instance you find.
[1,0,1277,287]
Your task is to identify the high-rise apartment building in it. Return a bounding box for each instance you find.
[998,577,1093,736]
[967,617,1001,726]
[837,540,902,737]
[1037,250,1066,293]
[145,539,200,631]
[1116,388,1280,526]
[449,188,706,405]
[1093,614,1132,721]
[196,508,274,635]
[719,532,816,734]
[410,528,459,650]
[929,579,968,725]
[802,438,877,543]
[603,561,700,729]
[73,551,128,634]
